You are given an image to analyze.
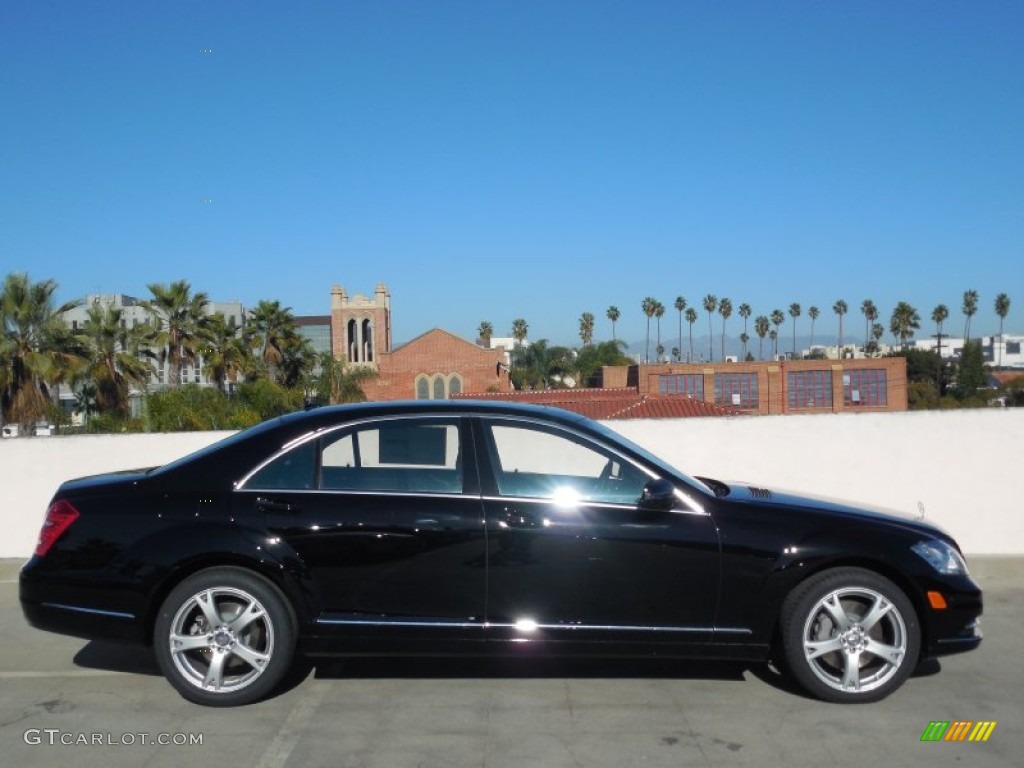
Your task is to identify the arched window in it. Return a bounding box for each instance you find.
[448,374,462,396]
[362,318,373,361]
[415,375,430,400]
[347,319,358,362]
[433,375,446,400]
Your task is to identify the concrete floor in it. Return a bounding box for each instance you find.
[1,557,1020,768]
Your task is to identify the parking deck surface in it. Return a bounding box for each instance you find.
[1,558,1020,768]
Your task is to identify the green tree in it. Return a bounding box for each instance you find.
[685,307,698,362]
[511,317,529,368]
[641,298,656,363]
[994,293,1011,367]
[572,340,634,388]
[0,273,82,426]
[962,289,979,342]
[860,299,878,350]
[578,312,595,346]
[931,304,950,392]
[606,306,620,342]
[755,315,769,360]
[788,302,801,357]
[654,301,665,360]
[145,280,210,388]
[833,299,848,353]
[808,306,820,351]
[307,352,378,404]
[770,309,784,358]
[202,313,248,393]
[702,294,718,362]
[477,320,494,347]
[954,340,987,403]
[74,303,154,416]
[889,301,920,349]
[248,299,301,385]
[674,296,686,357]
[738,302,752,359]
[719,297,733,361]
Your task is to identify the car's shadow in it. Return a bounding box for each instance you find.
[73,639,767,690]
[73,640,941,701]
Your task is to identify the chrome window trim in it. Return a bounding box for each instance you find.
[236,413,465,490]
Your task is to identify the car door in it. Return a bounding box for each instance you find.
[234,415,487,639]
[474,416,720,647]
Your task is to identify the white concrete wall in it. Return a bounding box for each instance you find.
[1,410,1021,559]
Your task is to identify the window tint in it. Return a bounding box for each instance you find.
[320,419,462,494]
[245,439,317,489]
[485,421,648,505]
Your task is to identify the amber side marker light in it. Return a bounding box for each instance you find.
[927,591,948,610]
[35,499,80,557]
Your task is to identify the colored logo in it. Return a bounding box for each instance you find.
[921,721,996,742]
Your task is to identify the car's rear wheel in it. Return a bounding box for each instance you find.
[154,567,296,706]
[780,567,920,703]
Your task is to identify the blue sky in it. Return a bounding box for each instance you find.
[2,1,1021,347]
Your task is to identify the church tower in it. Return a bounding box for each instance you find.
[330,282,391,366]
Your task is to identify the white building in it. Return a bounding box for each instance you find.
[908,334,1024,368]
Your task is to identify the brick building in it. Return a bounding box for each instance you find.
[602,357,908,415]
[329,282,511,401]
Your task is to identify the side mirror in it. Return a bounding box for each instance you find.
[639,478,677,511]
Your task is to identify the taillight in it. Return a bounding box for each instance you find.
[35,499,80,557]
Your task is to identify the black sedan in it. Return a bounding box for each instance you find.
[20,401,981,706]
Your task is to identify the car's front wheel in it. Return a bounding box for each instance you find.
[780,567,920,703]
[154,567,296,706]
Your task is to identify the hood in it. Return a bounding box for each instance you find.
[717,479,948,537]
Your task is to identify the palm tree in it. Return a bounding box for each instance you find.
[671,346,680,362]
[890,302,921,350]
[309,352,378,404]
[702,294,718,362]
[808,306,820,351]
[739,333,750,360]
[869,323,885,356]
[931,304,949,353]
[962,289,979,342]
[511,318,529,367]
[738,303,752,358]
[754,315,769,360]
[674,296,686,357]
[249,299,299,385]
[74,303,154,415]
[769,329,778,357]
[477,320,494,347]
[788,303,801,358]
[654,301,665,360]
[995,293,1011,367]
[0,273,82,426]
[770,309,784,358]
[641,298,656,363]
[718,297,733,361]
[860,299,878,350]
[606,306,620,342]
[578,312,595,346]
[685,307,698,362]
[833,299,848,354]
[146,280,210,388]
[202,313,247,392]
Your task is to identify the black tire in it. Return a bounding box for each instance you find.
[153,567,296,706]
[780,567,920,704]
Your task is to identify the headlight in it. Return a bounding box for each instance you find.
[912,539,969,575]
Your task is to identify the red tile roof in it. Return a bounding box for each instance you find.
[452,387,737,419]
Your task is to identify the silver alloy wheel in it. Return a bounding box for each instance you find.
[801,586,908,694]
[167,586,275,693]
